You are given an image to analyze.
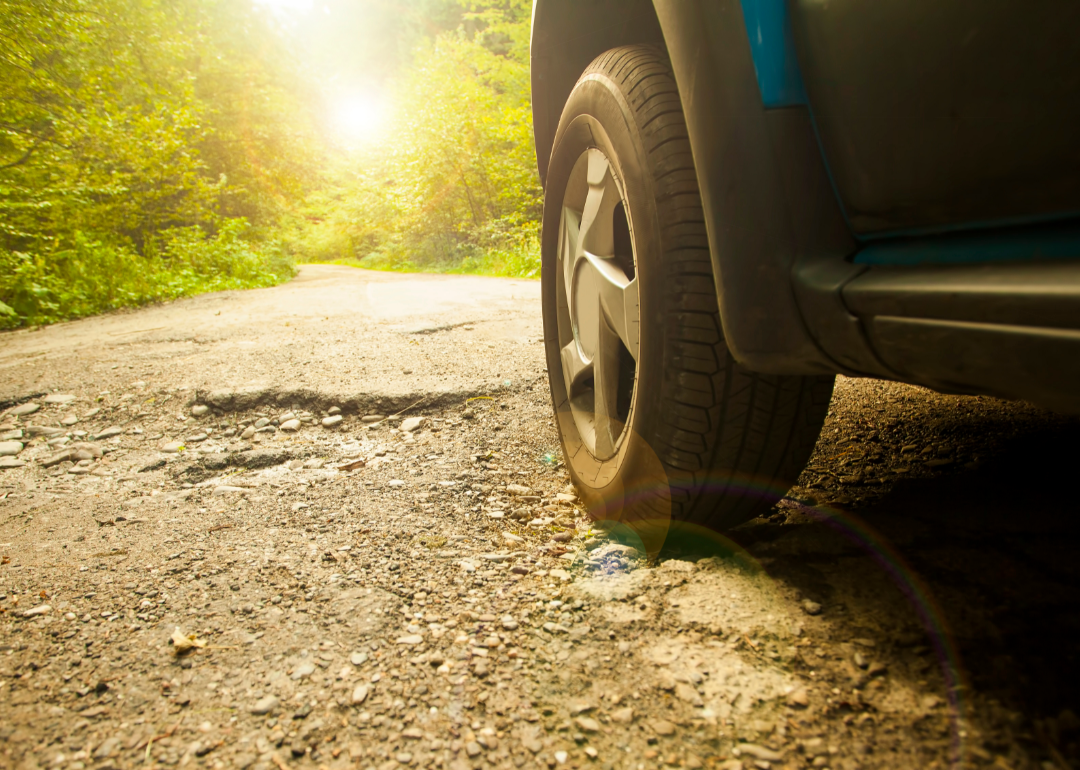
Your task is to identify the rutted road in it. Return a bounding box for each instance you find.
[0,265,1077,770]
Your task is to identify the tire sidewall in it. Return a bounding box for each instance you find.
[542,73,671,526]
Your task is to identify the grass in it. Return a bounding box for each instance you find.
[319,236,541,281]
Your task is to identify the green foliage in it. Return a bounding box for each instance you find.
[0,0,317,327]
[0,0,541,328]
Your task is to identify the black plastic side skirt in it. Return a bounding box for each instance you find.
[840,263,1080,413]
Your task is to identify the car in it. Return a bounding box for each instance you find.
[530,0,1080,549]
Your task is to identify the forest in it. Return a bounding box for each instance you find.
[0,0,539,328]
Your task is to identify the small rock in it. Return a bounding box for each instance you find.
[801,599,823,616]
[459,560,476,573]
[43,394,76,405]
[503,532,524,544]
[8,403,40,416]
[191,405,210,417]
[506,483,532,496]
[93,737,120,759]
[352,684,370,705]
[60,414,78,426]
[327,406,342,415]
[556,492,577,503]
[610,707,634,724]
[388,479,405,487]
[290,662,316,680]
[549,569,571,582]
[280,419,302,432]
[212,486,247,496]
[734,744,782,762]
[397,635,424,646]
[361,415,385,423]
[240,426,256,440]
[187,433,208,443]
[322,415,343,428]
[675,683,703,707]
[650,719,676,737]
[0,441,23,457]
[22,604,51,618]
[160,441,185,453]
[786,688,809,708]
[585,747,599,760]
[251,695,280,715]
[575,717,600,733]
[501,616,519,631]
[554,750,568,764]
[0,457,26,469]
[466,741,483,758]
[350,652,369,666]
[400,416,424,433]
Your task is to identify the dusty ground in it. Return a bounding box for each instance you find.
[1,265,1078,770]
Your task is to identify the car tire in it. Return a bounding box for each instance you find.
[541,44,834,550]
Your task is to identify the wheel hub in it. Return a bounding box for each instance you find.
[558,149,640,459]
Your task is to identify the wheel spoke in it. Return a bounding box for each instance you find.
[574,253,639,362]
[559,339,592,399]
[591,311,623,457]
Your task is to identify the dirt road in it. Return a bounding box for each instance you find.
[1,266,1078,770]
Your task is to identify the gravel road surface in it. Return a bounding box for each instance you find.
[1,265,1078,770]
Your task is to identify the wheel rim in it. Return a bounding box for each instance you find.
[557,148,640,460]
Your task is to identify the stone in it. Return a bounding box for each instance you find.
[322,415,343,428]
[501,616,519,631]
[291,662,316,680]
[350,652,369,666]
[675,683,703,707]
[465,742,482,757]
[280,419,302,432]
[786,688,809,708]
[556,493,577,503]
[400,416,424,433]
[352,684,370,705]
[43,394,76,405]
[212,486,247,496]
[327,406,342,415]
[734,744,782,762]
[584,747,599,760]
[0,457,25,469]
[801,599,823,616]
[160,441,185,453]
[191,405,210,417]
[8,403,40,416]
[251,696,280,715]
[187,433,208,443]
[0,429,21,440]
[61,415,79,426]
[361,415,385,423]
[93,737,120,759]
[575,717,600,733]
[506,483,532,496]
[94,426,123,440]
[396,635,424,645]
[610,707,635,724]
[388,479,405,487]
[27,425,65,437]
[240,426,256,440]
[0,441,23,457]
[549,569,571,582]
[554,750,568,764]
[650,719,676,737]
[503,532,524,544]
[22,604,51,617]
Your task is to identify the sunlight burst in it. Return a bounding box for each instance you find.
[331,92,388,144]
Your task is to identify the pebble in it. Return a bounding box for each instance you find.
[94,426,123,440]
[322,415,343,428]
[801,599,823,615]
[291,662,316,680]
[396,635,424,645]
[251,695,280,715]
[610,707,634,723]
[584,747,599,759]
[350,652,369,666]
[191,405,210,417]
[27,425,65,437]
[8,403,40,416]
[160,441,185,453]
[575,717,600,733]
[0,457,25,469]
[734,744,782,762]
[60,415,78,426]
[240,426,256,439]
[400,416,424,433]
[650,719,676,736]
[22,604,51,617]
[0,429,21,440]
[786,688,809,708]
[388,479,405,487]
[43,394,76,405]
[188,433,208,443]
[501,616,519,631]
[506,483,532,496]
[361,415,385,423]
[0,441,23,456]
[280,419,301,432]
[549,569,571,582]
[212,486,248,496]
[352,685,370,704]
[254,418,271,429]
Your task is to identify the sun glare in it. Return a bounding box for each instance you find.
[331,92,388,144]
